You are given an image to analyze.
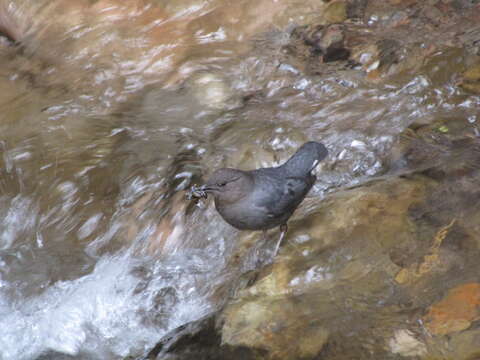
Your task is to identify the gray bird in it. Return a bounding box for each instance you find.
[188,141,328,255]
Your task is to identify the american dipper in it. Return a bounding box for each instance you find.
[188,141,328,255]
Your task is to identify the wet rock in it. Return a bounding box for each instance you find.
[350,38,414,82]
[388,116,480,176]
[346,0,369,20]
[220,176,431,359]
[287,12,431,80]
[394,219,456,285]
[190,73,233,110]
[426,327,480,360]
[388,329,427,357]
[6,1,480,359]
[458,26,480,56]
[301,24,350,63]
[323,0,348,24]
[459,63,480,94]
[284,0,480,82]
[217,135,480,358]
[423,283,480,336]
[154,317,261,360]
[222,299,330,360]
[288,176,428,252]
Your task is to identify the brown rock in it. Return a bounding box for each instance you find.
[459,63,480,94]
[427,327,480,359]
[394,219,456,285]
[305,24,350,62]
[222,299,329,360]
[221,177,431,359]
[289,176,428,251]
[323,0,347,24]
[424,283,480,336]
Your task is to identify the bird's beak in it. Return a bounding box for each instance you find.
[199,184,216,193]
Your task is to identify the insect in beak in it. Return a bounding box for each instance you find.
[186,185,208,200]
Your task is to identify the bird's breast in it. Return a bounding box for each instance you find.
[214,196,284,231]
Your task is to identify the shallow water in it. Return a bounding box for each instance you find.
[0,0,479,359]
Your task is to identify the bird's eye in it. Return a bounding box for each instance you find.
[217,182,227,187]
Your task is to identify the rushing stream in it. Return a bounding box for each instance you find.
[1,0,480,359]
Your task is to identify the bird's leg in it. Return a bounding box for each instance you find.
[272,223,288,257]
[253,229,268,259]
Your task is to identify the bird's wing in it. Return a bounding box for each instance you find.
[278,176,312,208]
[252,171,312,218]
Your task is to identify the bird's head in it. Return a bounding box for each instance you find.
[200,168,253,204]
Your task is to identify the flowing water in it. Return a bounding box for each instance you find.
[0,0,479,359]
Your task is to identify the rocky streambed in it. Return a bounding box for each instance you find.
[160,1,480,359]
[0,0,480,359]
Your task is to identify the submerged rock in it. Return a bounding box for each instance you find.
[189,73,234,110]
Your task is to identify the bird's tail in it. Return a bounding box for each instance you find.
[282,141,328,176]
